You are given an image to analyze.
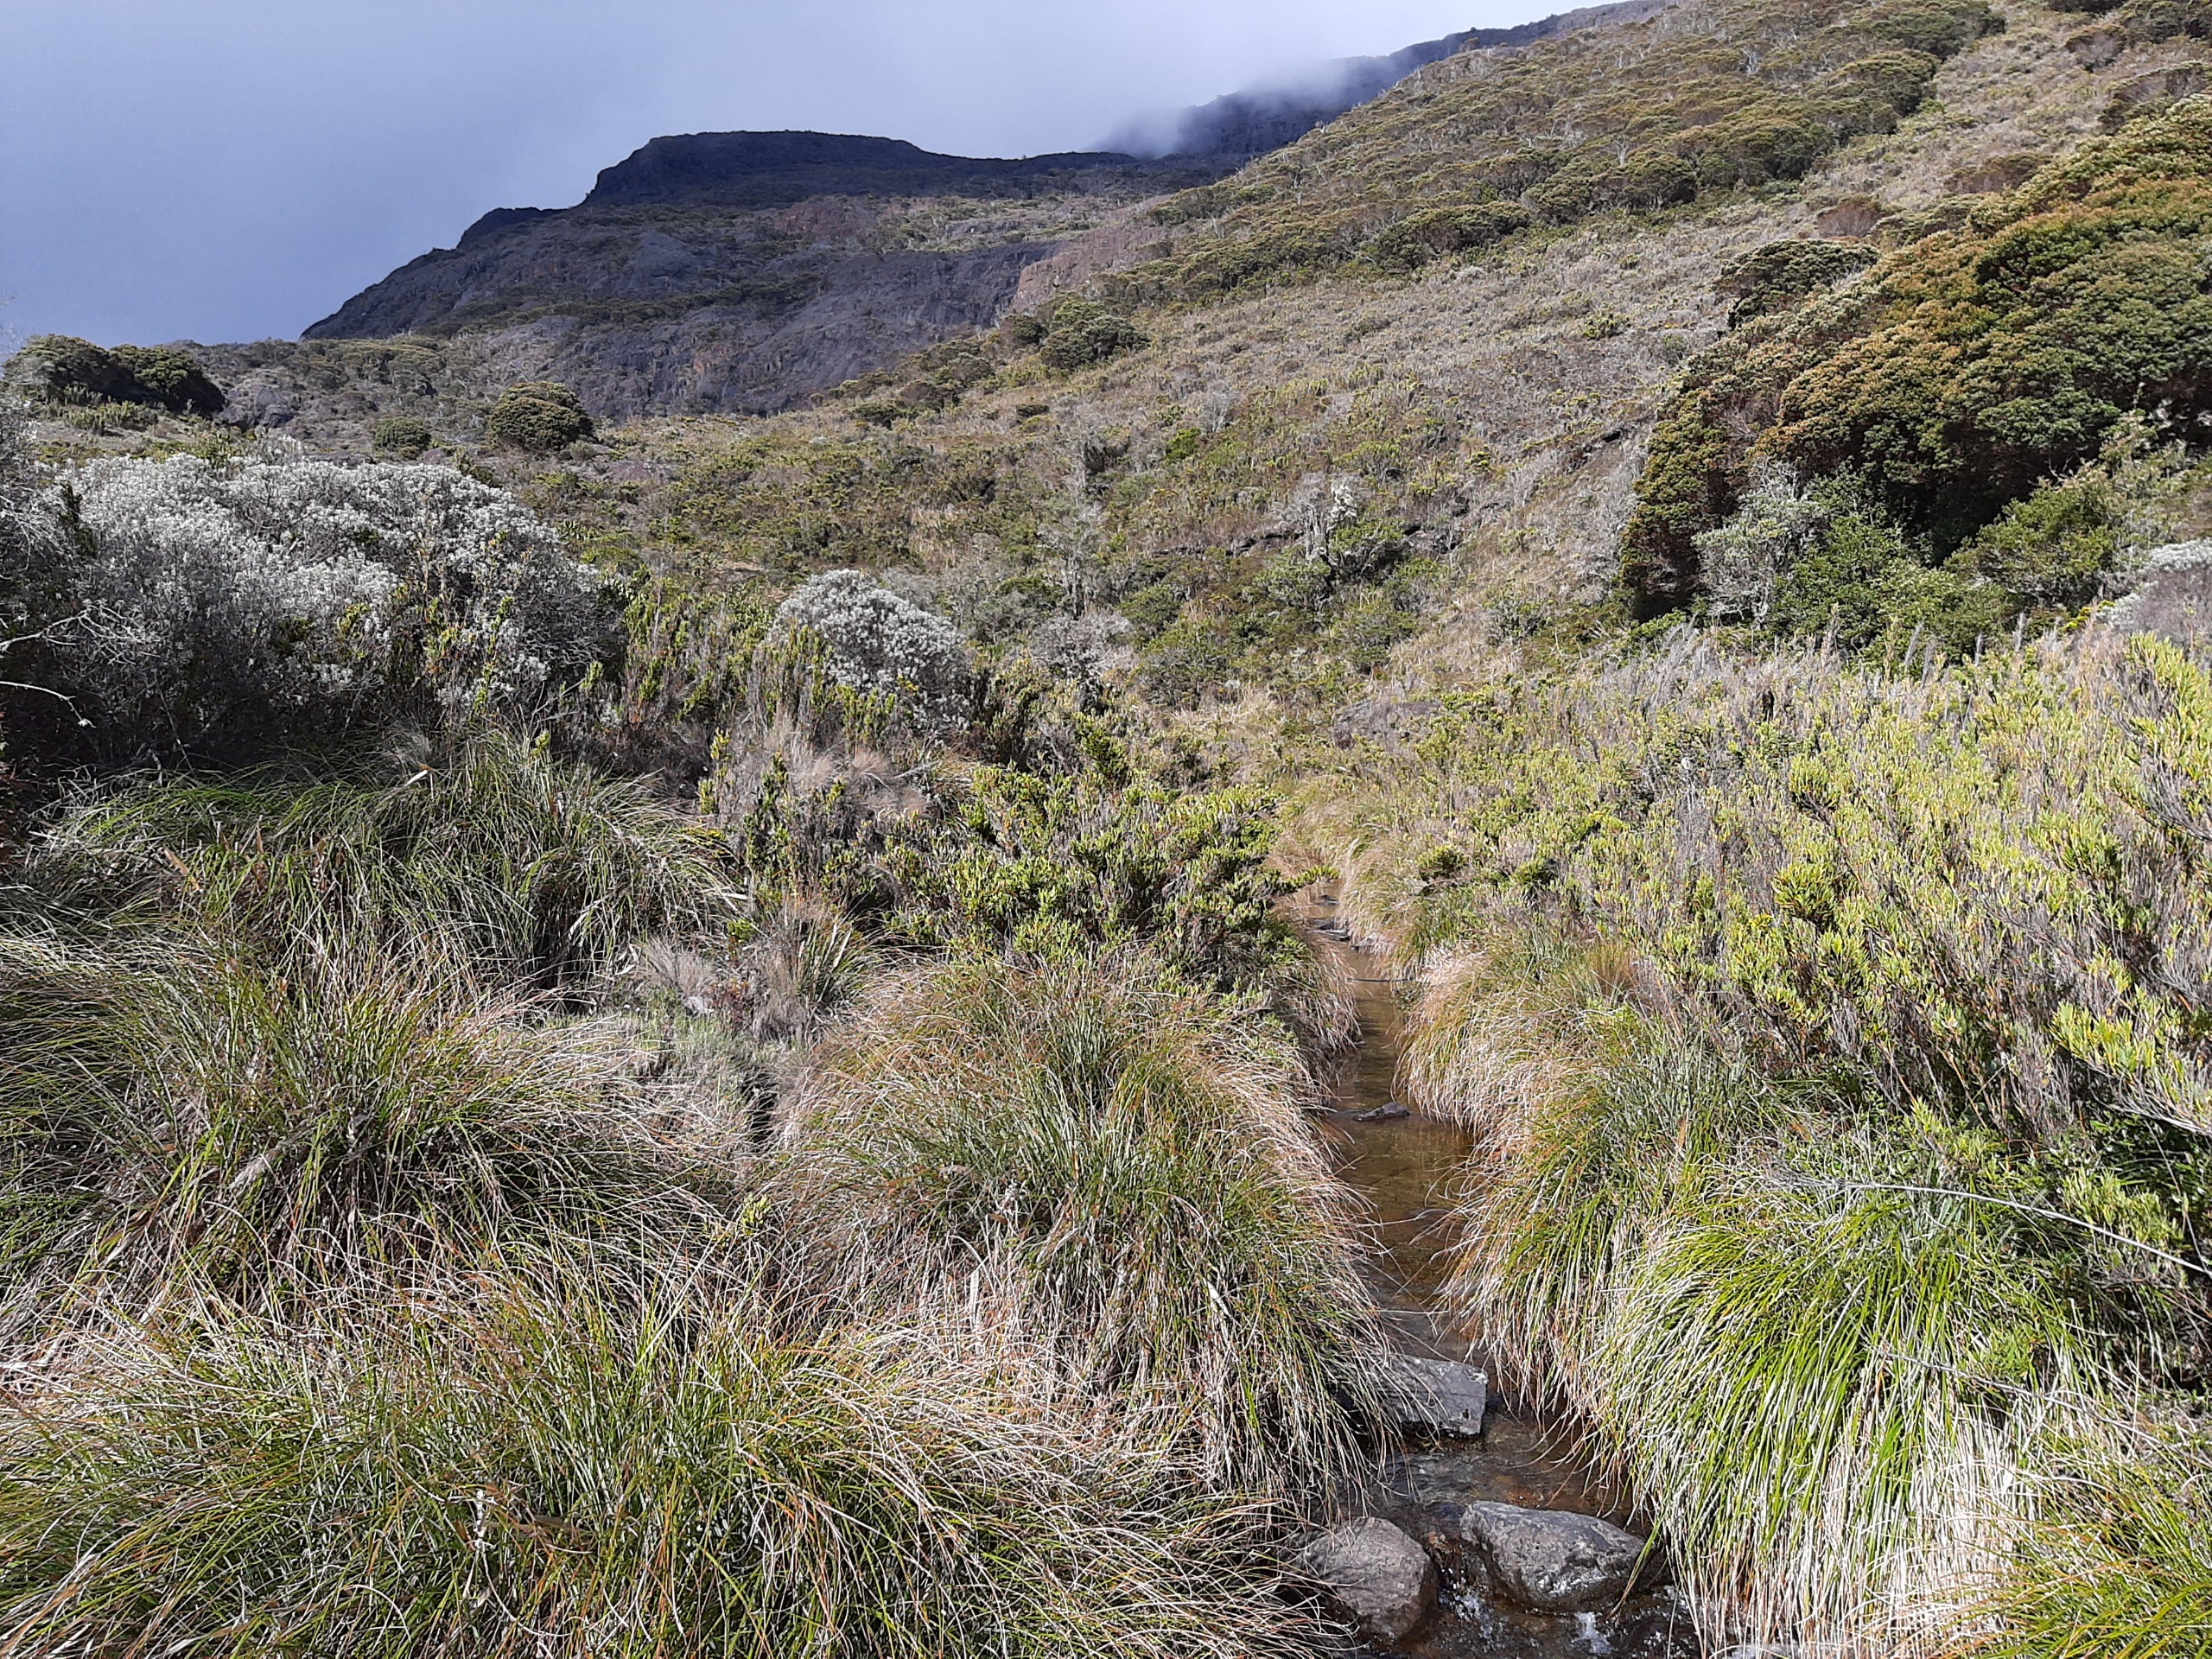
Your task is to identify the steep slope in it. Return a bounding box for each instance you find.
[295,138,1212,421]
[1103,0,1667,160]
[550,0,2143,632]
[283,8,1678,426]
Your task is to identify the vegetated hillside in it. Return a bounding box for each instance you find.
[1103,0,1667,160]
[7,0,2212,1651]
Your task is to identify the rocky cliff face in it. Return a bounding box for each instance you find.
[298,138,1218,422]
[291,15,1654,427]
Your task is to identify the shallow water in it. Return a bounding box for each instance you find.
[1299,895,1701,1659]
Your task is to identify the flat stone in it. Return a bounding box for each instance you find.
[1294,1516,1439,1643]
[1376,1355,1488,1438]
[1459,1501,1647,1613]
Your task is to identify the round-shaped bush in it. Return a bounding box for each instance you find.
[773,569,973,730]
[372,415,434,458]
[1037,301,1149,372]
[108,346,226,415]
[486,382,594,451]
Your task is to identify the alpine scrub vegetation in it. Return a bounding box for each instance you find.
[1118,0,2001,298]
[0,404,1376,1652]
[1624,96,2212,617]
[4,442,609,767]
[1306,622,2212,1651]
[44,729,738,988]
[13,3,2212,1653]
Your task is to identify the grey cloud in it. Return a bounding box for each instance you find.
[3,0,1524,347]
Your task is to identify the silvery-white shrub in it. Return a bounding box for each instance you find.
[772,569,973,731]
[1287,472,1365,564]
[2104,539,2212,641]
[1694,465,1827,624]
[10,441,607,757]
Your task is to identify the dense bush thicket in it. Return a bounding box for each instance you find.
[372,413,434,456]
[1037,299,1152,372]
[1117,0,1999,297]
[5,334,226,416]
[1,443,609,766]
[1624,98,2212,619]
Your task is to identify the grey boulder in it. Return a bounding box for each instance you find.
[1459,1502,1646,1612]
[1376,1355,1489,1438]
[1295,1516,1439,1642]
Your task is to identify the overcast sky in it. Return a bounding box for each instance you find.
[2,0,1543,349]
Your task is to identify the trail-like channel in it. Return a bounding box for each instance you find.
[1302,894,1699,1659]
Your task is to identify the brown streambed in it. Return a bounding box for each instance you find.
[1299,892,1700,1659]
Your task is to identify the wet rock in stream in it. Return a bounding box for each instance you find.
[1297,1516,1440,1643]
[1459,1502,1649,1613]
[1376,1355,1489,1438]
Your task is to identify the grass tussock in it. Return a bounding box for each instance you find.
[1443,1007,2122,1649]
[1960,1432,2212,1659]
[1395,926,1651,1146]
[0,933,741,1325]
[42,729,737,988]
[1414,923,2203,1653]
[0,1275,1295,1659]
[766,950,1382,1503]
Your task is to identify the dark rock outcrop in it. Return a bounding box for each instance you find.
[302,134,1219,419]
[580,130,1184,210]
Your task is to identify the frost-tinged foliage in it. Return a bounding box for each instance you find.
[10,446,608,763]
[772,569,973,732]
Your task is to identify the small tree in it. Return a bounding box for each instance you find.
[372,416,434,459]
[1038,301,1148,372]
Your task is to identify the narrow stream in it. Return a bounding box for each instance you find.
[1300,893,1700,1659]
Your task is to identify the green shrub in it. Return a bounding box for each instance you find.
[1038,301,1149,372]
[1326,632,2212,1236]
[372,414,434,457]
[767,950,1380,1502]
[5,335,224,416]
[1624,99,2212,609]
[0,1280,1287,1659]
[486,381,594,451]
[1717,238,1879,327]
[1370,201,1534,269]
[106,345,226,415]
